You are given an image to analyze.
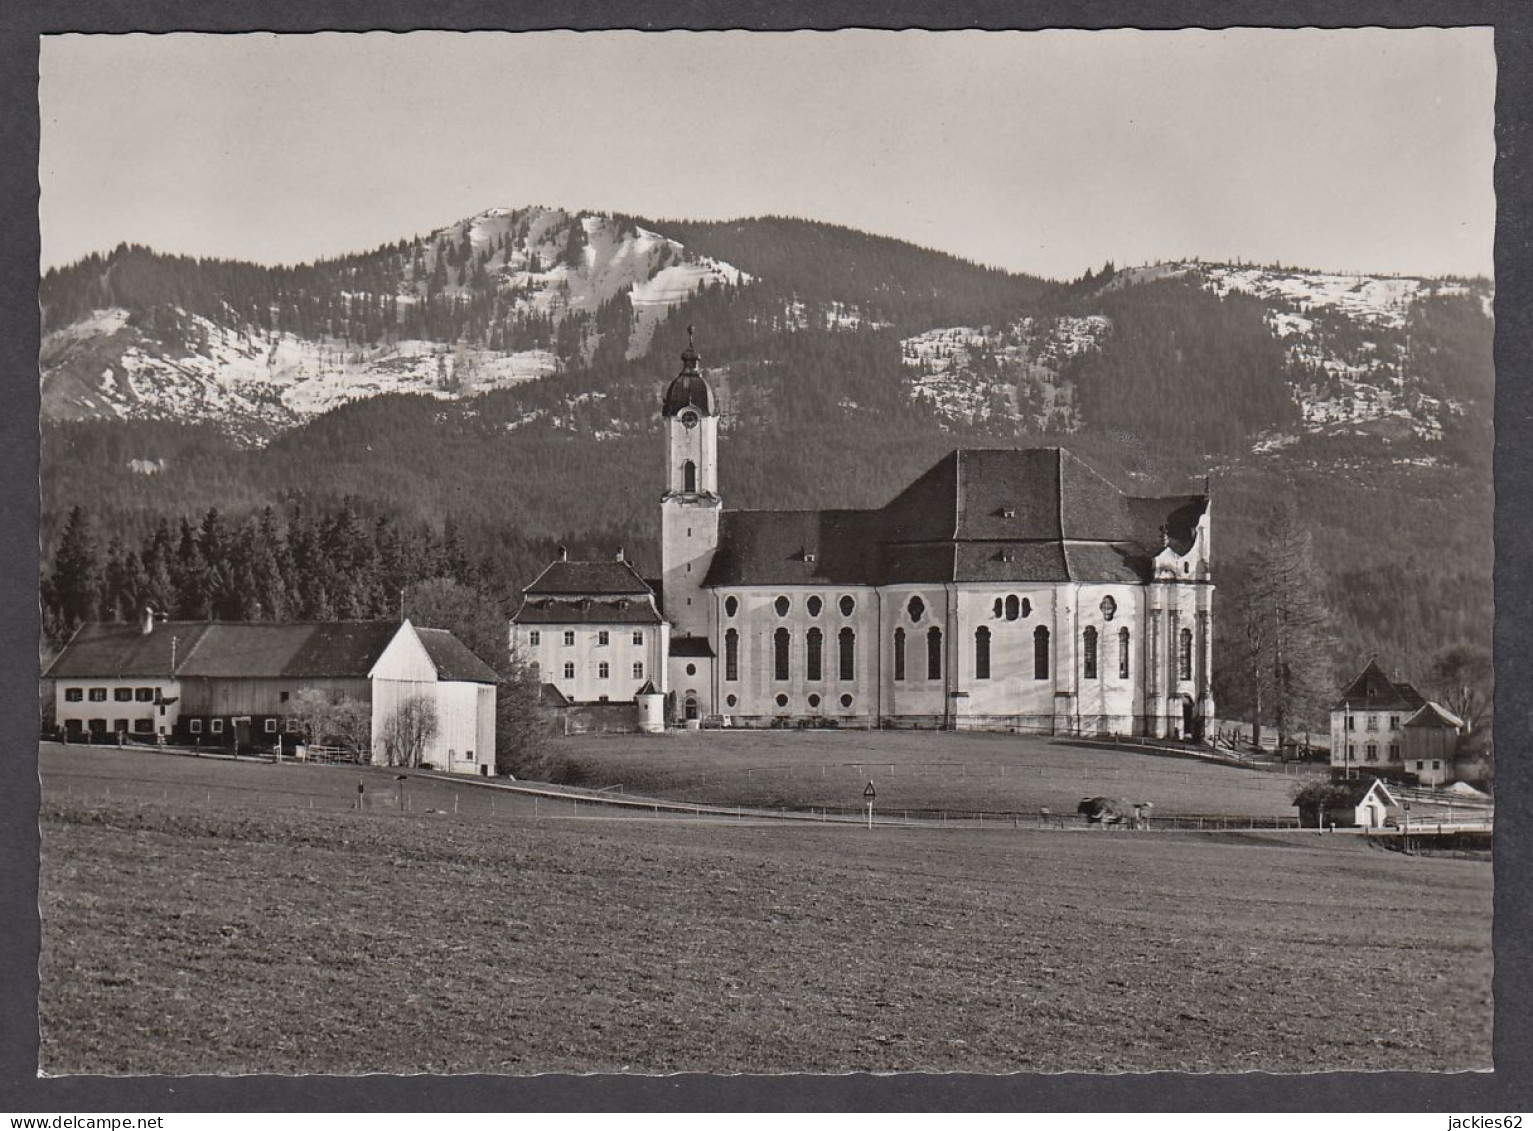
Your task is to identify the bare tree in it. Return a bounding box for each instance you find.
[380,693,439,768]
[1428,643,1493,732]
[289,688,371,759]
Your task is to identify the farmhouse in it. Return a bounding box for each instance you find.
[1329,658,1482,786]
[46,611,498,775]
[512,336,1216,736]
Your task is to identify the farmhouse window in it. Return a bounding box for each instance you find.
[975,626,991,680]
[633,631,644,645]
[114,688,133,702]
[1389,743,1401,760]
[1083,627,1098,680]
[1365,743,1378,762]
[87,719,107,734]
[1119,628,1131,679]
[807,596,823,617]
[598,631,609,646]
[135,687,155,702]
[1389,715,1400,730]
[1432,760,1441,770]
[633,662,644,680]
[113,719,128,733]
[725,629,739,682]
[563,662,575,679]
[210,719,224,734]
[806,628,824,682]
[839,627,856,681]
[563,631,575,647]
[927,627,943,681]
[775,596,791,617]
[1178,629,1193,682]
[265,719,278,733]
[130,719,151,734]
[1347,744,1356,762]
[1034,626,1050,680]
[1366,714,1378,731]
[774,628,791,681]
[598,662,610,680]
[65,688,82,702]
[893,628,906,681]
[839,595,856,617]
[189,719,202,733]
[529,631,540,646]
[280,691,290,702]
[89,688,107,702]
[1346,716,1355,730]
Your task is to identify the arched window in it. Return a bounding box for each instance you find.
[839,627,856,681]
[1021,597,1031,618]
[774,628,790,681]
[839,595,856,617]
[908,595,925,623]
[1034,626,1050,680]
[806,627,824,682]
[1083,627,1098,679]
[975,626,991,680]
[1118,627,1131,679]
[774,595,790,617]
[724,595,738,617]
[724,629,739,682]
[927,626,943,681]
[1179,628,1193,681]
[682,460,697,493]
[1005,594,1020,621]
[993,598,1004,619]
[893,628,906,682]
[807,595,823,617]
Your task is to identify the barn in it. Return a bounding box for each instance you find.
[45,611,498,776]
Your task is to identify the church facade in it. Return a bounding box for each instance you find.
[514,341,1215,738]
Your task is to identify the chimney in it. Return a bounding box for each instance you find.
[558,545,568,562]
[616,547,625,562]
[141,606,156,636]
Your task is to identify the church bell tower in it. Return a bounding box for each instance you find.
[660,327,721,641]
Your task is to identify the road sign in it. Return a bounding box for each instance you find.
[864,781,876,800]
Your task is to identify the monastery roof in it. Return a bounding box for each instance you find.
[703,447,1207,588]
[512,596,665,625]
[1333,658,1428,712]
[522,558,653,597]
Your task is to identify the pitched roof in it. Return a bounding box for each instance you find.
[670,636,715,658]
[522,558,653,597]
[1334,659,1428,712]
[415,627,501,684]
[1404,702,1465,730]
[512,596,665,625]
[703,447,1208,588]
[45,620,493,683]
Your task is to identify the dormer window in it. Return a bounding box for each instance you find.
[802,550,817,563]
[1001,507,1016,519]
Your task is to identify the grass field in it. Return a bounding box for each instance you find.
[552,729,1318,819]
[37,744,1491,1075]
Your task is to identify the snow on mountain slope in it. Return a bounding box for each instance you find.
[40,206,749,443]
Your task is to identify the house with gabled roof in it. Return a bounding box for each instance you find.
[46,610,498,775]
[512,335,1216,736]
[1401,701,1466,786]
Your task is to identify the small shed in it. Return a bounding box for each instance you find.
[1402,702,1465,786]
[1295,778,1402,829]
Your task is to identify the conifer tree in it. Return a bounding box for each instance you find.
[51,506,100,631]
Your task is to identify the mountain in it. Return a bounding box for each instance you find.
[37,210,1495,699]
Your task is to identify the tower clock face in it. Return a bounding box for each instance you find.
[679,410,699,430]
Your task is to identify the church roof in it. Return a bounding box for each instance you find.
[661,341,717,418]
[1333,658,1427,712]
[702,447,1207,588]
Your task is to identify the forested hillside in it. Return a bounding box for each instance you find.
[37,209,1496,728]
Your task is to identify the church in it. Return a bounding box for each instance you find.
[512,338,1215,738]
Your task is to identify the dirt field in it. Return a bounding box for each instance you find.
[37,745,1491,1075]
[553,728,1316,819]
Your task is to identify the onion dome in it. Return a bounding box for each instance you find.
[661,325,717,417]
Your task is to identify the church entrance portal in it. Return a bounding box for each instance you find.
[1181,696,1202,743]
[684,695,699,722]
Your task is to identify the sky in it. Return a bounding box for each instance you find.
[39,28,1496,281]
